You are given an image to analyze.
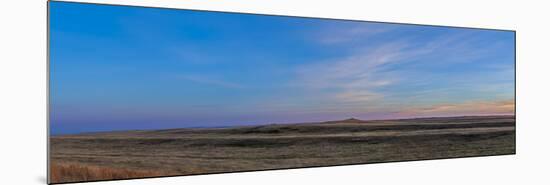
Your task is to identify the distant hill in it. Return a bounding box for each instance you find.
[321,118,368,124]
[54,115,515,138]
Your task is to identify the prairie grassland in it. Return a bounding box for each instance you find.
[50,162,166,183]
[50,115,515,184]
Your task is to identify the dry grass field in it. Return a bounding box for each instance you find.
[50,115,515,184]
[50,162,165,183]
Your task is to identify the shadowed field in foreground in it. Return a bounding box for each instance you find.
[50,115,515,184]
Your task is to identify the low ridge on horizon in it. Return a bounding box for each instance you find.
[53,115,516,136]
[322,117,367,123]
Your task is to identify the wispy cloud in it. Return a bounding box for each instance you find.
[396,99,515,117]
[292,30,513,117]
[297,42,403,84]
[294,40,428,105]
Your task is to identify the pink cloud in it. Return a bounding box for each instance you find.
[397,100,515,117]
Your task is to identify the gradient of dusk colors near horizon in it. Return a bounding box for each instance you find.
[49,2,515,134]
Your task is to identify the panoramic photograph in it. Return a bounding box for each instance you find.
[49,1,515,184]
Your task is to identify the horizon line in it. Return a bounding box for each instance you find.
[52,114,515,136]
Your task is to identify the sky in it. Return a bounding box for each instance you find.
[49,2,515,134]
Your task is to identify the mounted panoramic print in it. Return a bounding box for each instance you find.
[48,1,515,184]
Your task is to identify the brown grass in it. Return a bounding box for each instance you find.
[50,162,164,183]
[50,116,515,183]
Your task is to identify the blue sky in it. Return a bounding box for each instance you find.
[49,2,515,134]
